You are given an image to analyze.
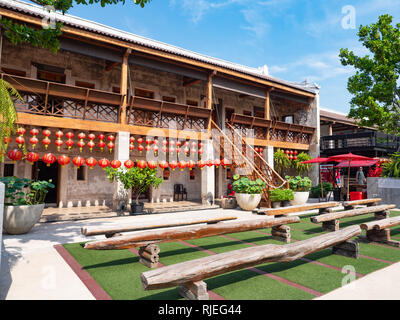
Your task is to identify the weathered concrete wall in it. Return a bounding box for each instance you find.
[367,177,400,207]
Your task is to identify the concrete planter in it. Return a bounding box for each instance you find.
[235,193,261,211]
[367,177,400,207]
[290,191,310,206]
[3,203,45,235]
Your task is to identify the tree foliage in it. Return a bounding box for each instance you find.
[339,14,400,135]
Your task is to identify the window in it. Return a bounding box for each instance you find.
[37,70,66,83]
[162,96,176,103]
[135,88,155,99]
[254,106,265,118]
[3,164,14,177]
[75,81,95,89]
[77,166,86,181]
[243,110,252,116]
[1,68,26,77]
[186,100,198,107]
[189,169,195,180]
[163,168,170,180]
[282,115,294,124]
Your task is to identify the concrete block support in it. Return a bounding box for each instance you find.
[113,131,130,211]
[266,146,274,170]
[201,139,215,205]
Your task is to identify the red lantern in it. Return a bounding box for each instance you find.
[124,159,135,169]
[30,128,39,137]
[129,136,135,153]
[17,127,26,137]
[153,139,159,145]
[153,145,159,155]
[198,142,204,149]
[145,139,152,146]
[198,148,204,157]
[86,157,97,170]
[147,161,157,170]
[214,159,221,168]
[169,146,175,154]
[98,158,110,170]
[55,130,63,139]
[176,141,182,147]
[88,133,96,141]
[72,156,85,169]
[77,132,86,140]
[55,139,64,151]
[159,161,168,170]
[98,140,106,152]
[289,150,293,155]
[183,141,189,148]
[178,161,187,171]
[43,129,51,137]
[293,156,298,160]
[145,145,152,152]
[66,132,74,139]
[110,160,121,169]
[188,160,196,170]
[197,160,206,170]
[87,140,95,152]
[162,146,168,154]
[107,135,115,142]
[254,147,259,153]
[206,159,214,167]
[98,133,105,141]
[183,147,190,155]
[3,137,11,150]
[294,150,298,155]
[77,140,85,152]
[7,149,23,163]
[169,160,178,171]
[42,153,56,167]
[42,137,51,150]
[259,148,264,153]
[65,139,74,150]
[107,141,115,154]
[15,136,25,148]
[137,144,144,153]
[137,160,147,170]
[162,139,168,147]
[129,144,135,153]
[57,155,70,168]
[26,152,39,165]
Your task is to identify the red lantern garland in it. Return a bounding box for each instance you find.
[29,128,39,149]
[86,157,97,170]
[188,160,196,170]
[107,135,115,153]
[147,161,157,170]
[98,158,110,170]
[7,149,23,163]
[42,153,56,167]
[169,160,178,171]
[124,159,135,169]
[98,134,106,152]
[57,155,70,168]
[65,132,74,150]
[159,160,168,170]
[87,133,96,152]
[178,160,187,171]
[77,133,86,152]
[42,130,51,150]
[54,130,64,151]
[16,127,26,147]
[129,136,135,153]
[197,160,206,170]
[72,156,85,169]
[26,152,39,165]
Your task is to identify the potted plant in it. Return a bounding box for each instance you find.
[310,182,334,199]
[269,188,294,208]
[232,175,266,211]
[106,166,163,215]
[0,176,55,234]
[286,176,312,206]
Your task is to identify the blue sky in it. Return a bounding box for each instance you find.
[25,0,400,114]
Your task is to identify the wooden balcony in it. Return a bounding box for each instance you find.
[229,113,316,150]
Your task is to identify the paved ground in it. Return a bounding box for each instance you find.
[1,206,400,300]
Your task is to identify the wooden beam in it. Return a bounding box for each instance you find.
[84,216,300,250]
[246,137,311,150]
[361,216,400,231]
[16,113,210,140]
[183,77,201,87]
[0,7,316,99]
[120,48,131,125]
[140,225,361,290]
[105,61,119,72]
[264,88,274,120]
[254,202,340,216]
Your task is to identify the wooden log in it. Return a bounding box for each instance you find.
[255,202,340,216]
[319,207,334,214]
[332,240,359,259]
[271,225,290,233]
[84,216,301,250]
[271,231,291,238]
[81,215,238,236]
[361,216,400,231]
[139,250,159,263]
[140,244,160,255]
[141,225,362,290]
[310,205,396,223]
[322,220,339,232]
[139,258,159,269]
[366,229,391,243]
[342,198,381,207]
[178,281,209,300]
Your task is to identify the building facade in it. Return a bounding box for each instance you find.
[0,0,320,209]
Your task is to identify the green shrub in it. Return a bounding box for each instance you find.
[269,188,294,202]
[310,182,334,198]
[292,152,312,176]
[285,176,312,192]
[232,175,266,194]
[381,152,400,178]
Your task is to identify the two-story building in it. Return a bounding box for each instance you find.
[0,0,320,209]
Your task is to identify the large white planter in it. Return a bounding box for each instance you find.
[235,193,262,211]
[3,203,45,235]
[289,191,309,206]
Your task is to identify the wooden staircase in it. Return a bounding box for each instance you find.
[210,120,287,207]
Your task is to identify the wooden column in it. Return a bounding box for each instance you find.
[120,49,132,125]
[264,88,274,120]
[206,71,216,131]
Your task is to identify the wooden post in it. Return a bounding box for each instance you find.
[332,240,359,258]
[206,71,216,131]
[120,49,131,125]
[139,244,160,268]
[271,225,291,243]
[322,220,339,232]
[264,88,273,120]
[178,281,209,300]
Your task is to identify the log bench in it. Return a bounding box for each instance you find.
[342,198,382,210]
[81,214,238,238]
[359,216,400,247]
[84,216,301,268]
[253,201,341,216]
[310,204,396,232]
[140,225,362,300]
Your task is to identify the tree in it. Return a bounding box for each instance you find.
[339,14,400,135]
[0,0,151,151]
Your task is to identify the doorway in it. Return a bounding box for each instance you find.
[32,161,59,205]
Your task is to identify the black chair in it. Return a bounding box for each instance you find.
[173,184,187,201]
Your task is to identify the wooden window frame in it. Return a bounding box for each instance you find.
[135,88,155,99]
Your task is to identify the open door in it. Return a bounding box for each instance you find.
[32,161,59,206]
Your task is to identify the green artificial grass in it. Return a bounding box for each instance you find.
[62,209,400,300]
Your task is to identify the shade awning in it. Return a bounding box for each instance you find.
[335,160,379,168]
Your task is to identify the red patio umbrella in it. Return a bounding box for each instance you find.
[326,153,375,201]
[302,157,329,199]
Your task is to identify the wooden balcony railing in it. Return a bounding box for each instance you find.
[229,113,315,146]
